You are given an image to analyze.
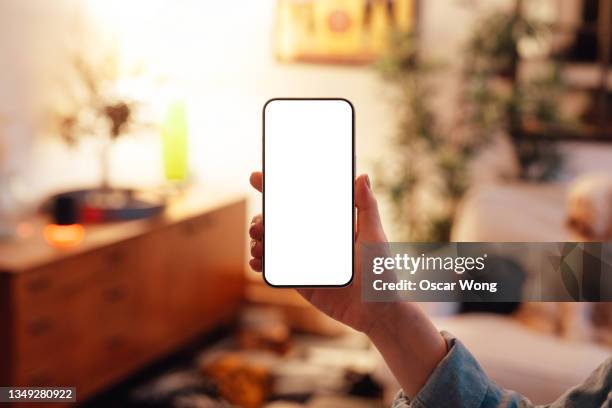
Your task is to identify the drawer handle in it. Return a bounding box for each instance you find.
[181,220,198,235]
[198,214,215,229]
[99,249,126,275]
[106,335,125,351]
[27,277,51,293]
[29,317,53,336]
[29,372,51,386]
[106,250,125,267]
[181,215,216,235]
[103,287,126,303]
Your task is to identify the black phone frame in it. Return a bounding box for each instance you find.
[262,97,355,288]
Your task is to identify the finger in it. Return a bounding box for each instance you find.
[250,172,263,193]
[249,220,263,240]
[249,258,262,272]
[250,239,263,258]
[355,174,386,243]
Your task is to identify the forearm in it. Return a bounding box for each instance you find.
[366,306,612,408]
[366,302,447,398]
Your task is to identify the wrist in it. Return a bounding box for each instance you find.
[364,302,448,398]
[365,302,419,341]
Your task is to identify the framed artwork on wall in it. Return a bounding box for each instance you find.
[275,0,416,64]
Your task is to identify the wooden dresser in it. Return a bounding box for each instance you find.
[0,192,247,404]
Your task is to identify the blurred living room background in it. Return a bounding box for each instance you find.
[1,0,612,407]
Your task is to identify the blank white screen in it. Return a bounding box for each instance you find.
[264,99,353,286]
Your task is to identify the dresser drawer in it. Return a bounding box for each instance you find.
[13,242,139,368]
[74,314,145,396]
[14,242,134,314]
[77,278,136,322]
[176,204,243,263]
[14,299,76,361]
[60,242,135,287]
[13,265,66,311]
[13,324,80,388]
[15,290,142,392]
[14,357,79,388]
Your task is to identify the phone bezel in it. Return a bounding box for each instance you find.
[262,97,355,288]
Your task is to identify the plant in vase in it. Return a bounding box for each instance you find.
[54,50,138,190]
[48,48,164,222]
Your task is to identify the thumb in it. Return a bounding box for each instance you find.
[355,174,387,243]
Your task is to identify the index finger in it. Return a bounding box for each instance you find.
[250,171,263,193]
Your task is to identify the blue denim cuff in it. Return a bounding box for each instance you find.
[392,331,502,408]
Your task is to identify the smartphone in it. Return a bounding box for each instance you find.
[263,98,354,287]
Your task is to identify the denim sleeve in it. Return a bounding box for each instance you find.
[392,331,612,408]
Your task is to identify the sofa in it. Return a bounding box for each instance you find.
[437,176,610,404]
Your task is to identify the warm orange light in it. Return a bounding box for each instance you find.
[44,224,85,248]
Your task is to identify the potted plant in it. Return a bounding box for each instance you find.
[47,49,165,222]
